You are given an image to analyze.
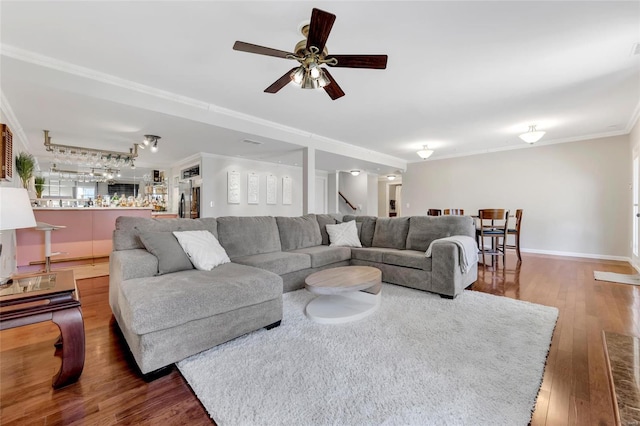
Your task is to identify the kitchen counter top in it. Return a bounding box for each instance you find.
[32,207,154,210]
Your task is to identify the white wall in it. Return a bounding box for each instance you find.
[338,172,368,215]
[366,174,379,216]
[403,135,631,259]
[630,118,640,269]
[198,154,303,217]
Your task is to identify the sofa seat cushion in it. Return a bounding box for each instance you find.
[382,249,432,271]
[350,247,398,263]
[290,246,351,268]
[118,263,282,335]
[232,251,311,275]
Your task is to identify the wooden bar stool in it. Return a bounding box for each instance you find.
[427,209,442,216]
[36,222,66,272]
[444,209,464,215]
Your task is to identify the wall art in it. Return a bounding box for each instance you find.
[266,174,277,205]
[248,172,259,204]
[227,170,240,204]
[282,176,292,205]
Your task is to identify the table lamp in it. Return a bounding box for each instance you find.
[0,187,37,284]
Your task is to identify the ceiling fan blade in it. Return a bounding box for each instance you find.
[326,55,388,69]
[321,68,345,100]
[306,8,336,53]
[233,41,294,59]
[264,67,298,93]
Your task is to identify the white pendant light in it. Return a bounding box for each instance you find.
[519,125,545,144]
[416,145,434,160]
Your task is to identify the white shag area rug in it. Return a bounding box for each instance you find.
[177,284,558,426]
[594,271,640,286]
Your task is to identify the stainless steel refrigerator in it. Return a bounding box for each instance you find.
[178,178,201,219]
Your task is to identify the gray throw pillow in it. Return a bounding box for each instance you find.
[139,231,194,275]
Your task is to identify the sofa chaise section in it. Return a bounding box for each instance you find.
[110,217,283,374]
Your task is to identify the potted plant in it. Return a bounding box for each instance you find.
[34,176,46,199]
[15,152,35,190]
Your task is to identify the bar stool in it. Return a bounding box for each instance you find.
[427,209,442,216]
[36,222,66,272]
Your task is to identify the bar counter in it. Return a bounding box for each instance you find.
[16,207,153,269]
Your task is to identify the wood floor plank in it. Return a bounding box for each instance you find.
[1,253,638,425]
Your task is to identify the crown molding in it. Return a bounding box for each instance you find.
[415,129,630,163]
[0,44,406,170]
[625,99,640,134]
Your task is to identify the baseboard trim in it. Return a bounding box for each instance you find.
[521,248,630,263]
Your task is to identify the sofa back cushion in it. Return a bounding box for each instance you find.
[216,216,281,259]
[371,217,410,249]
[316,214,338,245]
[342,215,377,247]
[276,214,322,251]
[113,217,218,251]
[406,215,476,252]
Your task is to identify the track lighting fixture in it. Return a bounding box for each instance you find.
[143,135,161,153]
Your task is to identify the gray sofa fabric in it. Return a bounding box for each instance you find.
[343,215,377,247]
[114,216,218,251]
[117,264,282,335]
[110,213,477,375]
[372,217,410,249]
[276,214,322,251]
[232,251,311,276]
[406,215,475,251]
[290,245,351,268]
[217,216,281,258]
[138,231,194,275]
[315,214,338,245]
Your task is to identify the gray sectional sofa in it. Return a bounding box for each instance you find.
[109,213,476,374]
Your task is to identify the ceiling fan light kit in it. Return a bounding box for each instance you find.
[233,8,388,100]
[519,125,545,144]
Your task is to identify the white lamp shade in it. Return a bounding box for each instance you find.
[0,187,37,230]
[519,126,546,144]
[416,148,434,160]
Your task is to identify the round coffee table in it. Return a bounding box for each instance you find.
[304,266,382,324]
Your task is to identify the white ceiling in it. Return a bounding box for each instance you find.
[1,1,638,177]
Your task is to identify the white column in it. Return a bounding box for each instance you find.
[302,147,315,214]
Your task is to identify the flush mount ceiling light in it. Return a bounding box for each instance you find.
[416,145,434,160]
[387,175,396,181]
[519,125,545,144]
[144,135,161,153]
[350,170,360,176]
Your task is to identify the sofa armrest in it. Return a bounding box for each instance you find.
[430,241,477,298]
[109,249,158,313]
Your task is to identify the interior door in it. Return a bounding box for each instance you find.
[633,149,639,270]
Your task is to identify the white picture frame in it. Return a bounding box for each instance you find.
[227,170,240,204]
[248,173,259,204]
[266,174,277,205]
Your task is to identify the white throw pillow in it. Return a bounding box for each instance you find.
[173,230,230,271]
[325,220,362,248]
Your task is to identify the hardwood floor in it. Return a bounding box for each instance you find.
[1,254,638,425]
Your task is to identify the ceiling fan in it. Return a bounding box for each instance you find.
[233,8,388,100]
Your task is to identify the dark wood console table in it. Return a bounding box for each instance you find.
[0,269,85,388]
